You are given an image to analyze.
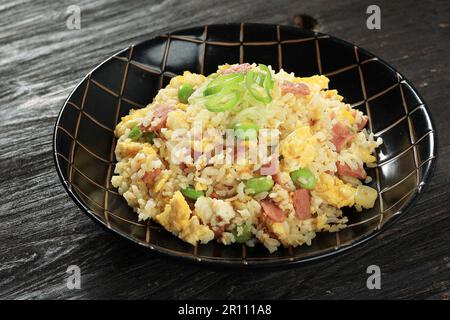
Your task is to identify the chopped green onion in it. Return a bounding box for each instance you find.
[178,84,194,103]
[259,64,274,89]
[205,86,242,112]
[144,131,157,143]
[245,70,272,104]
[231,223,252,243]
[180,185,205,200]
[233,122,259,140]
[244,176,274,195]
[204,73,245,96]
[128,126,142,140]
[290,168,317,189]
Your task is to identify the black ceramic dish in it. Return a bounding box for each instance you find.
[53,23,437,266]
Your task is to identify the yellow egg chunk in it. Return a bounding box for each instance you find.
[155,191,191,234]
[115,141,145,159]
[180,216,215,245]
[155,191,214,245]
[338,109,356,124]
[271,222,287,237]
[315,173,356,208]
[280,126,317,170]
[294,75,329,90]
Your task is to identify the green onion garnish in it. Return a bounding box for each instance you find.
[128,126,143,140]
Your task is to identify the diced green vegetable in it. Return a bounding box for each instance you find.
[178,84,195,103]
[128,126,143,140]
[144,131,157,143]
[232,223,252,243]
[244,176,274,195]
[290,168,317,189]
[180,185,205,200]
[233,122,259,140]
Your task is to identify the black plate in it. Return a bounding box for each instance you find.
[53,23,437,266]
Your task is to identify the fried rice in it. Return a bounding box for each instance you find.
[111,63,382,252]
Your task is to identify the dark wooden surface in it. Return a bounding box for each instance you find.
[0,0,449,300]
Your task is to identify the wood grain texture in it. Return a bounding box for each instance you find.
[0,0,449,300]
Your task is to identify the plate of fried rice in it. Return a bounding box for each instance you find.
[53,24,436,266]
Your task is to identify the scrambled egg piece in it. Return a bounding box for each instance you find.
[294,75,329,90]
[271,222,287,237]
[180,216,215,245]
[337,108,356,124]
[315,173,356,208]
[169,73,187,87]
[155,191,190,233]
[141,145,157,156]
[325,89,344,101]
[169,71,206,88]
[155,191,214,245]
[358,147,377,164]
[115,141,141,159]
[280,126,317,169]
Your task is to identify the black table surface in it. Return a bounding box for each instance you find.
[0,0,449,299]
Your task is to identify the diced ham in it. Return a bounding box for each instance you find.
[292,189,311,220]
[357,116,368,131]
[220,63,252,74]
[212,225,225,238]
[260,200,287,222]
[142,168,161,185]
[209,192,221,199]
[272,173,282,185]
[336,161,367,180]
[280,81,310,96]
[179,163,190,174]
[260,155,279,176]
[140,104,175,132]
[351,110,368,131]
[331,122,354,152]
